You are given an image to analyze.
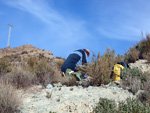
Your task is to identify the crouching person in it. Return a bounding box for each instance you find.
[61,49,90,81]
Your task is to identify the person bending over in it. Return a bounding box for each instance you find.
[61,49,90,80]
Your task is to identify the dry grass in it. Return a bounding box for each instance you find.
[0,81,21,113]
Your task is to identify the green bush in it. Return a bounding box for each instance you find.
[94,98,117,113]
[119,98,150,113]
[94,98,150,113]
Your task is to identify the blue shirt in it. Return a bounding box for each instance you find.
[61,49,88,72]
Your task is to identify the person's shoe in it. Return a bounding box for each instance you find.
[73,72,82,81]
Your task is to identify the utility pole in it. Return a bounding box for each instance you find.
[7,24,14,47]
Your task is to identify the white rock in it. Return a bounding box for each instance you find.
[46,84,53,89]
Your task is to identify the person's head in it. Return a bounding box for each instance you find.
[83,49,90,57]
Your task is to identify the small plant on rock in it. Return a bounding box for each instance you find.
[94,98,117,113]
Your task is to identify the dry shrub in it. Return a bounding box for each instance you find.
[125,34,150,62]
[55,58,65,71]
[84,47,122,86]
[21,51,28,54]
[1,55,63,88]
[135,34,150,58]
[0,81,21,113]
[115,54,124,63]
[23,56,61,87]
[124,47,140,63]
[0,57,11,74]
[23,56,39,73]
[7,67,35,88]
[3,54,21,63]
[124,35,150,63]
[143,53,150,63]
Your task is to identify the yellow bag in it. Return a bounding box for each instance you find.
[113,64,124,81]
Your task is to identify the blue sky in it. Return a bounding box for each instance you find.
[0,0,150,58]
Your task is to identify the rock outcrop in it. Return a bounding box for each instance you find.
[129,60,150,73]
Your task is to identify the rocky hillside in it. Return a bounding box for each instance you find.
[129,60,150,73]
[0,45,150,113]
[0,45,65,67]
[0,45,54,59]
[17,59,150,113]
